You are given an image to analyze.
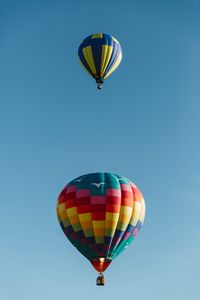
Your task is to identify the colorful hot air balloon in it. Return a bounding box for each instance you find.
[78,33,122,89]
[56,172,145,285]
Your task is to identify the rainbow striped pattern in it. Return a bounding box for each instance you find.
[78,33,122,84]
[57,173,145,271]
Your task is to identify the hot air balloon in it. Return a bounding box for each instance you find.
[78,33,122,89]
[56,172,145,285]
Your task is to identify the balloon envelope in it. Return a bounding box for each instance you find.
[78,33,122,88]
[56,172,145,272]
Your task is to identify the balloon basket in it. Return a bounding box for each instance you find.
[96,273,105,286]
[96,78,104,90]
[97,83,102,89]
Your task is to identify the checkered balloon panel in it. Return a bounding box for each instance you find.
[57,172,145,270]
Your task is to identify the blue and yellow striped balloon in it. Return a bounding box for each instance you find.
[78,33,122,89]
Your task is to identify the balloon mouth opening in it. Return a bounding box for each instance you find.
[90,257,112,272]
[96,78,104,89]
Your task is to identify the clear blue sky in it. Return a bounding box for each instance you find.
[1,0,200,299]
